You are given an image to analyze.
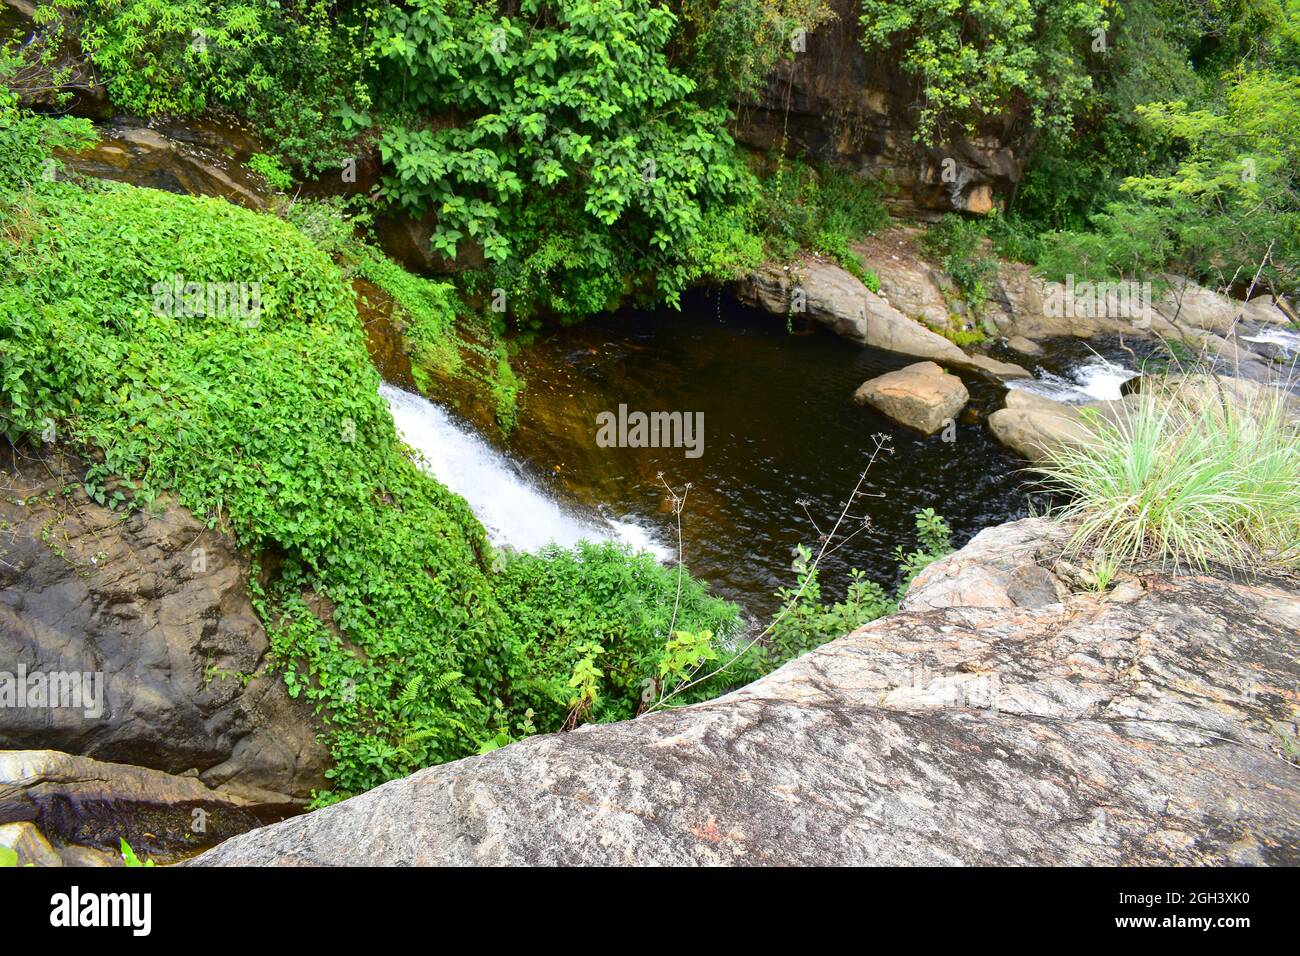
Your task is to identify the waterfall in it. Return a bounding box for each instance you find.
[1006,356,1139,403]
[380,383,668,557]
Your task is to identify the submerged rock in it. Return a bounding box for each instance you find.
[189,518,1299,866]
[853,361,969,435]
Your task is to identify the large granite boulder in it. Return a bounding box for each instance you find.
[735,259,971,364]
[0,446,329,799]
[853,361,969,434]
[190,518,1299,866]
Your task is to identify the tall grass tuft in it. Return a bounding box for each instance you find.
[1035,377,1300,572]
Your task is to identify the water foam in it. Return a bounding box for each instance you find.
[380,383,668,557]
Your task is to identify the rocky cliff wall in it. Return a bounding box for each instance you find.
[732,0,1023,217]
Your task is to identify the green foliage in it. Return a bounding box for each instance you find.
[120,838,155,867]
[858,0,1109,143]
[894,507,953,593]
[660,629,718,681]
[1035,378,1300,571]
[754,159,888,281]
[673,0,836,105]
[0,156,735,802]
[1005,0,1300,287]
[0,69,96,187]
[0,845,18,867]
[373,0,750,313]
[920,214,997,307]
[246,152,292,191]
[2,177,496,799]
[53,0,373,172]
[1036,68,1300,289]
[727,509,954,681]
[493,541,738,727]
[750,544,894,674]
[283,195,523,429]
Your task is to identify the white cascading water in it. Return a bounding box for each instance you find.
[1006,356,1139,404]
[380,383,669,557]
[1242,327,1300,355]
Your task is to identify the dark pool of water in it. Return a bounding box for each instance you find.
[502,292,1039,616]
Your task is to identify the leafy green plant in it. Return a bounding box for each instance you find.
[246,152,292,192]
[373,0,750,313]
[493,540,738,728]
[752,159,888,281]
[120,838,155,867]
[52,0,374,172]
[858,0,1109,143]
[674,0,836,106]
[750,544,894,675]
[660,628,718,682]
[894,507,954,593]
[920,214,997,309]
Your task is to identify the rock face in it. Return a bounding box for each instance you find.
[853,361,969,434]
[191,518,1300,866]
[735,258,971,364]
[0,446,328,799]
[57,120,270,209]
[732,0,1022,217]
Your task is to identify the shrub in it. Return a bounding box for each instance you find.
[858,0,1108,143]
[493,541,739,727]
[755,159,888,280]
[1034,378,1300,572]
[920,214,997,308]
[372,0,749,313]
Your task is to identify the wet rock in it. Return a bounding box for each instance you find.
[961,352,1033,381]
[189,518,1300,866]
[1006,335,1045,357]
[853,361,969,435]
[58,120,269,209]
[986,389,1111,463]
[0,750,301,863]
[0,446,329,798]
[0,820,63,866]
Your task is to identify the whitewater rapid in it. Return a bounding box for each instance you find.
[380,383,669,558]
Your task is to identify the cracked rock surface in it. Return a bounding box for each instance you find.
[192,519,1299,866]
